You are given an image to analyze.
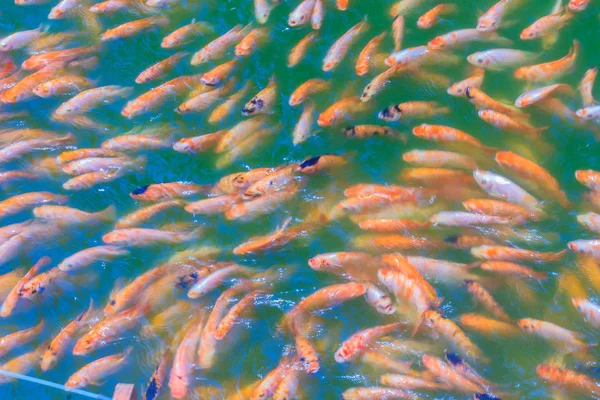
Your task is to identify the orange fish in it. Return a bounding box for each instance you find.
[135,52,189,84]
[318,96,371,126]
[355,32,386,76]
[514,40,579,82]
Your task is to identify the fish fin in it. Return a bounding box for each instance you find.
[542,31,559,50]
[99,205,117,222]
[410,311,426,338]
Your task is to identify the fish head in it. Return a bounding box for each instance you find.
[569,0,588,11]
[411,124,429,137]
[288,10,308,27]
[32,84,50,97]
[130,185,149,198]
[576,108,597,120]
[513,68,526,80]
[317,109,335,126]
[0,39,13,51]
[567,241,580,252]
[48,6,66,20]
[40,345,58,371]
[476,17,497,32]
[256,6,271,24]
[417,16,434,29]
[467,53,490,68]
[516,318,536,332]
[333,345,352,363]
[520,27,537,40]
[571,297,584,311]
[307,255,329,270]
[72,337,94,356]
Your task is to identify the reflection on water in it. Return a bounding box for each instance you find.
[0,0,599,399]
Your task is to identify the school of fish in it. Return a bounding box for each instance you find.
[0,0,599,399]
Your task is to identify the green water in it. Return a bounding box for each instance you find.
[0,0,599,399]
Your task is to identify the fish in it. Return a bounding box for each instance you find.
[145,350,170,400]
[103,225,203,247]
[0,26,44,51]
[288,0,317,27]
[323,19,368,71]
[66,347,132,388]
[101,16,168,41]
[33,205,116,226]
[572,297,600,329]
[0,320,44,358]
[417,4,458,29]
[379,101,450,121]
[334,323,404,363]
[235,28,270,57]
[292,102,316,145]
[298,154,347,174]
[341,387,415,400]
[403,150,477,170]
[428,29,512,50]
[0,191,69,219]
[311,0,324,29]
[215,290,265,340]
[447,71,485,97]
[515,84,575,108]
[55,85,133,115]
[416,310,486,362]
[422,355,485,393]
[169,317,205,399]
[191,24,251,65]
[41,301,95,371]
[130,182,209,201]
[58,245,129,272]
[242,77,277,116]
[117,200,185,228]
[568,0,590,11]
[518,318,588,351]
[162,22,213,48]
[514,40,580,82]
[477,0,515,32]
[467,49,539,70]
[318,96,371,126]
[209,84,251,123]
[73,303,149,355]
[520,7,573,40]
[464,280,510,321]
[465,87,528,119]
[481,261,548,280]
[537,364,600,397]
[472,245,566,262]
[135,52,190,84]
[343,125,399,139]
[473,170,539,210]
[21,45,97,70]
[0,344,46,385]
[579,67,598,107]
[459,313,521,337]
[495,151,569,207]
[356,32,386,76]
[289,78,330,106]
[380,373,450,391]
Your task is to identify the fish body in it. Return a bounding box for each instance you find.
[514,41,579,82]
[66,348,132,388]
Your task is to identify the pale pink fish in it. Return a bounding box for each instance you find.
[580,67,598,107]
[288,0,317,27]
[191,24,250,65]
[323,19,368,71]
[467,49,539,70]
[447,71,484,97]
[569,0,590,11]
[430,211,511,227]
[48,0,82,19]
[403,150,477,170]
[197,288,237,369]
[388,0,429,17]
[65,347,132,389]
[385,45,429,67]
[473,170,539,210]
[514,83,574,108]
[0,27,43,51]
[364,284,396,315]
[255,0,275,24]
[428,29,512,50]
[58,245,129,272]
[576,105,600,120]
[477,0,513,32]
[572,297,600,329]
[292,102,315,145]
[187,264,250,299]
[311,0,324,29]
[568,240,600,258]
[55,85,133,116]
[169,317,205,399]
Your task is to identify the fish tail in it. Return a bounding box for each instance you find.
[410,311,427,338]
[99,205,117,222]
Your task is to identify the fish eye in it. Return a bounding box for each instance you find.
[110,300,116,305]
[477,58,483,64]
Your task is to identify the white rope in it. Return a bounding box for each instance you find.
[0,369,112,400]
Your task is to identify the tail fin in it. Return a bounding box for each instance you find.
[98,205,117,222]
